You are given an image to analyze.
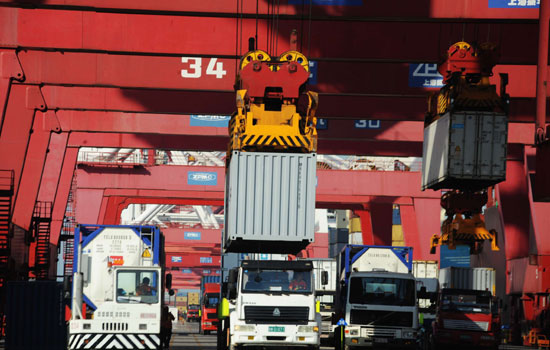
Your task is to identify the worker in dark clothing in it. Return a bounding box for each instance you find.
[289,272,307,291]
[161,306,175,349]
[136,277,153,295]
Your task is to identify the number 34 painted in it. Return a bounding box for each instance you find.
[181,57,227,79]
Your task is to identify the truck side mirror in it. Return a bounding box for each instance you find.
[166,273,172,290]
[63,276,72,299]
[228,283,237,300]
[322,271,328,285]
[228,269,238,284]
[419,286,427,297]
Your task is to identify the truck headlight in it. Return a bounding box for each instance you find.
[403,331,416,339]
[234,325,255,332]
[297,326,319,333]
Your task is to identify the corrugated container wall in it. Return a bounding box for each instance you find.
[439,267,496,294]
[6,281,67,350]
[422,111,507,191]
[413,260,439,279]
[224,151,316,254]
[202,276,221,284]
[188,292,200,305]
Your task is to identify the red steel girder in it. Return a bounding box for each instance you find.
[50,147,78,245]
[0,8,539,64]
[25,106,547,147]
[35,85,541,123]
[164,228,222,245]
[0,85,45,213]
[73,166,441,249]
[0,0,541,19]
[1,50,546,100]
[11,111,57,229]
[74,165,441,201]
[498,145,532,261]
[524,147,550,255]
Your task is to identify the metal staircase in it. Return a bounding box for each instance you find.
[0,170,13,289]
[32,201,52,279]
[62,175,77,276]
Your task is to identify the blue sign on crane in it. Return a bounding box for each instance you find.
[409,63,444,88]
[440,245,471,269]
[488,0,539,8]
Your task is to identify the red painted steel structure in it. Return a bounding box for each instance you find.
[0,0,548,340]
[73,165,441,260]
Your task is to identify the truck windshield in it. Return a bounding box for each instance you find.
[116,270,159,304]
[440,292,491,314]
[242,269,312,294]
[349,277,415,306]
[204,293,219,308]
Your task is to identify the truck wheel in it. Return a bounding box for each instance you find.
[204,330,210,335]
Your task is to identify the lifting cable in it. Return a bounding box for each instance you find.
[235,0,241,76]
[307,0,313,57]
[274,0,281,56]
[255,0,259,50]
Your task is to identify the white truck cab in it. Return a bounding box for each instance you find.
[335,245,419,350]
[221,260,322,350]
[68,224,169,350]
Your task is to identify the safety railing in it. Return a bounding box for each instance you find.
[0,170,14,194]
[77,148,423,171]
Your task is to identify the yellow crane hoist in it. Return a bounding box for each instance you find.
[430,191,499,255]
[229,48,318,155]
[425,41,508,255]
[426,41,509,125]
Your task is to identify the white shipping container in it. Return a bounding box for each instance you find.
[439,267,496,294]
[413,260,439,279]
[422,111,507,191]
[224,151,317,254]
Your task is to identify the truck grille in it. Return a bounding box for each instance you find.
[363,328,397,338]
[443,319,489,331]
[350,310,413,327]
[102,322,129,331]
[244,306,309,324]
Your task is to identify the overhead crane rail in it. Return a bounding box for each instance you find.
[425,41,508,255]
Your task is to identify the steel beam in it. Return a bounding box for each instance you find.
[400,198,442,261]
[536,0,550,143]
[4,50,545,98]
[0,0,541,19]
[0,85,45,212]
[35,84,542,123]
[49,147,78,244]
[0,8,539,64]
[74,166,441,239]
[525,147,550,254]
[498,145,531,261]
[11,112,54,230]
[354,209,374,246]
